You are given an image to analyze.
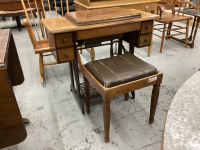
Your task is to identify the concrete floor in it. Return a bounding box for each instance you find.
[1,13,200,150]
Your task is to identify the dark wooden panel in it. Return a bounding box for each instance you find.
[0,29,27,149]
[0,68,27,149]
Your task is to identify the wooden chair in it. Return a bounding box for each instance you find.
[20,0,83,82]
[83,41,163,143]
[154,0,197,53]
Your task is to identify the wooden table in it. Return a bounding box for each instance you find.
[74,0,160,56]
[0,29,27,149]
[41,9,159,114]
[162,71,200,150]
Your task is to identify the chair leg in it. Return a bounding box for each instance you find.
[2,17,6,21]
[39,53,44,83]
[125,93,129,101]
[185,20,189,48]
[80,50,83,54]
[160,23,166,53]
[103,98,111,143]
[166,22,172,39]
[33,13,37,18]
[149,84,160,124]
[131,91,135,99]
[188,17,196,41]
[84,77,90,114]
[91,47,95,61]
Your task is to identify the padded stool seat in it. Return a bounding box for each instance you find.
[85,53,158,88]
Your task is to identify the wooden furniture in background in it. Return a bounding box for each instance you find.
[74,0,160,57]
[0,0,42,31]
[0,29,27,149]
[154,0,196,53]
[83,42,163,142]
[41,9,159,114]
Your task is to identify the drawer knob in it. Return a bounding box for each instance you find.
[146,6,148,9]
[63,39,67,43]
[65,53,69,57]
[144,39,148,42]
[146,26,150,29]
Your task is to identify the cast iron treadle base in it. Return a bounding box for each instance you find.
[80,83,103,105]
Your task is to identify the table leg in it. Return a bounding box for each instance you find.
[118,38,122,55]
[148,20,155,57]
[69,62,74,91]
[16,16,22,31]
[71,41,84,114]
[190,17,200,48]
[22,118,30,124]
[166,22,172,39]
[129,31,135,54]
[188,16,196,42]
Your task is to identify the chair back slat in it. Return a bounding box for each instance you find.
[182,3,186,15]
[27,0,41,40]
[54,0,58,17]
[21,0,71,46]
[66,0,69,12]
[178,3,181,15]
[47,0,53,18]
[60,0,64,16]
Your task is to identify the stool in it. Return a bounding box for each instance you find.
[83,53,163,143]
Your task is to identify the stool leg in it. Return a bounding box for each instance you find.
[103,98,111,143]
[149,84,160,124]
[84,77,90,114]
[125,93,129,101]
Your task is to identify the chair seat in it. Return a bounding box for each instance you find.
[34,40,55,54]
[156,12,193,23]
[85,53,158,88]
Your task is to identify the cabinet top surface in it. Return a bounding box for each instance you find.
[42,9,159,34]
[74,0,160,9]
[0,29,10,64]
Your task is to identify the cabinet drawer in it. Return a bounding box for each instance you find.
[120,3,157,12]
[58,47,74,62]
[141,21,153,34]
[138,34,152,47]
[55,33,73,48]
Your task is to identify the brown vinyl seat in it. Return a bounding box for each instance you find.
[85,53,158,88]
[83,51,163,143]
